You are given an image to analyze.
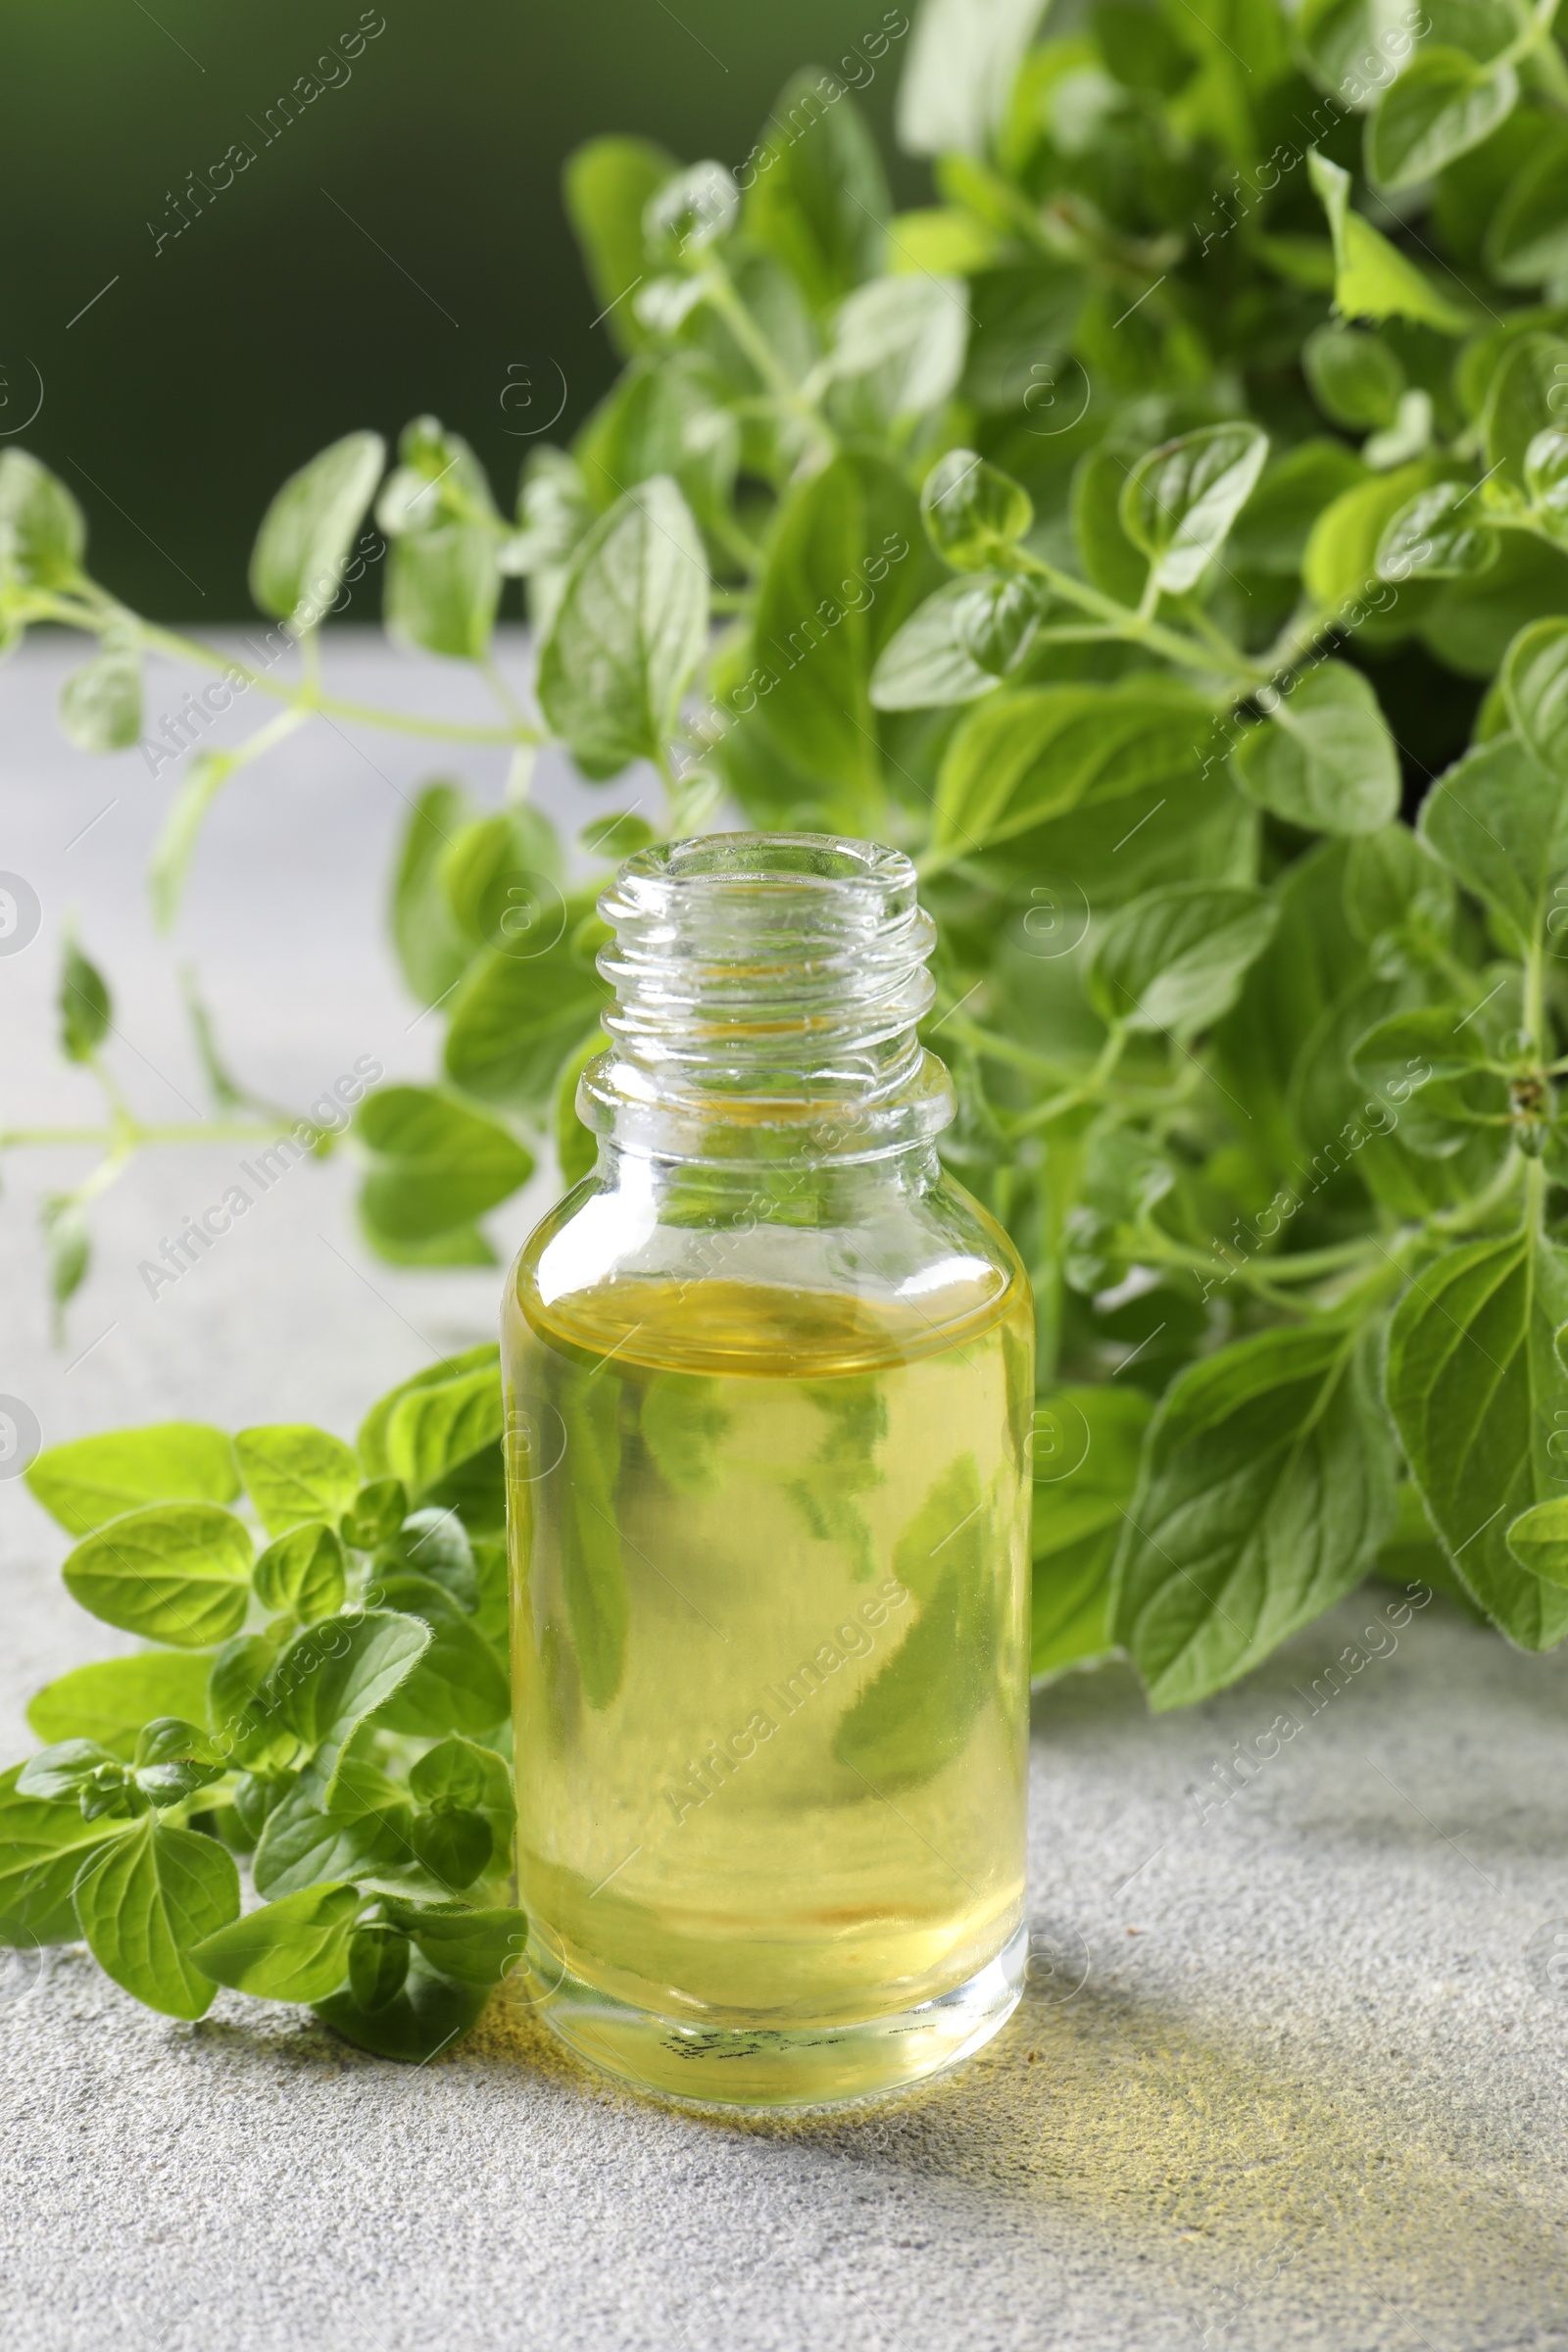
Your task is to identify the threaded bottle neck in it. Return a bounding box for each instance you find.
[578,832,956,1165]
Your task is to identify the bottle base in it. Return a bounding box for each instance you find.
[511,1925,1028,2112]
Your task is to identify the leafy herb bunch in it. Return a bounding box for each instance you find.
[4,1351,521,2059]
[13,0,1568,2047]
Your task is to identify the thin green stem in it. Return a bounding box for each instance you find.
[1016,550,1259,684]
[702,268,837,457]
[1005,1025,1128,1134]
[0,1120,301,1150]
[1525,932,1547,1056]
[937,1013,1085,1084]
[38,595,539,746]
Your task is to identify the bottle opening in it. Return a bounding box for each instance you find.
[580,830,955,1165]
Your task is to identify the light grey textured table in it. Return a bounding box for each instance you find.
[4,635,1568,2351]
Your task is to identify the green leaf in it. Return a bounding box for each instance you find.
[1088,883,1278,1035]
[899,0,1053,155]
[26,1652,214,1760]
[408,1737,491,1811]
[208,1633,290,1770]
[869,576,1044,710]
[744,450,941,813]
[0,1763,128,1944]
[1525,428,1568,543]
[550,1359,629,1710]
[340,1479,409,1552]
[1071,438,1154,603]
[42,1196,89,1321]
[188,1882,362,2002]
[1418,733,1567,953]
[375,1507,479,1613]
[832,1455,999,1789]
[1349,1004,1508,1152]
[376,415,499,538]
[536,476,707,777]
[1345,820,1455,947]
[0,450,85,590]
[371,1577,511,1739]
[234,1424,361,1537]
[314,1946,487,2062]
[443,929,606,1113]
[1375,481,1498,582]
[26,1421,238,1536]
[920,449,1034,571]
[378,1898,528,1987]
[249,431,385,632]
[382,1364,505,1500]
[18,1739,121,1803]
[385,525,500,661]
[514,447,597,629]
[743,68,890,311]
[825,276,968,431]
[1303,324,1404,430]
[1484,332,1568,488]
[441,808,566,952]
[1030,1385,1152,1680]
[270,1611,433,1792]
[1486,122,1568,286]
[73,1816,239,2020]
[62,1503,254,1647]
[252,1522,347,1622]
[1118,423,1269,594]
[1307,149,1471,330]
[1232,661,1400,834]
[251,1775,413,1900]
[563,136,677,356]
[958,259,1084,411]
[60,938,110,1062]
[148,750,236,935]
[59,632,141,752]
[575,354,740,539]
[1113,1327,1397,1707]
[1505,1495,1568,1586]
[410,1808,492,1888]
[1302,456,1448,606]
[358,1347,501,1480]
[390,781,478,1008]
[1502,616,1568,777]
[1366,47,1517,193]
[933,677,1212,858]
[1387,1229,1568,1646]
[869,578,1016,711]
[1298,0,1422,109]
[355,1086,532,1252]
[348,1922,411,2010]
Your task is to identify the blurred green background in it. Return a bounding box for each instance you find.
[1,1,925,617]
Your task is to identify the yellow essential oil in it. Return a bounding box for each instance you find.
[501,833,1033,2107]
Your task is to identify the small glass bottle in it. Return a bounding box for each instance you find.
[502,833,1032,2108]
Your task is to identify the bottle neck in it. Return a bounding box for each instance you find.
[578,832,956,1169]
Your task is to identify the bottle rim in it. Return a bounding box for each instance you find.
[581,829,955,1165]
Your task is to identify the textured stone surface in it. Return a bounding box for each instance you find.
[4,640,1568,2349]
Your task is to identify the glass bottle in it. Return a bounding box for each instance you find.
[502,832,1032,2108]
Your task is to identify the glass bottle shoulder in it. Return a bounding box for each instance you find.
[507,1152,1029,1378]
